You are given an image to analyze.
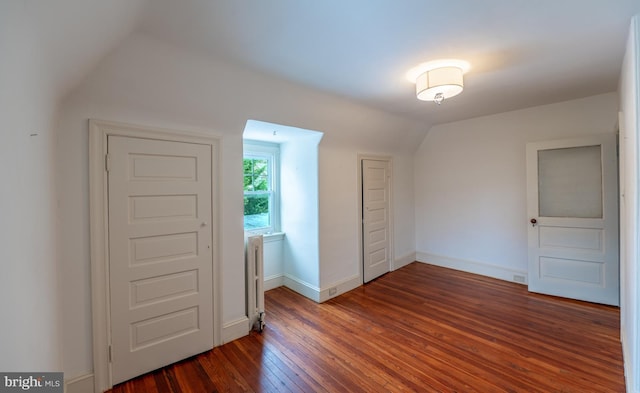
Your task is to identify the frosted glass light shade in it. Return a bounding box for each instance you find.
[416,66,464,101]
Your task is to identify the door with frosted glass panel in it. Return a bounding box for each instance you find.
[526,135,618,305]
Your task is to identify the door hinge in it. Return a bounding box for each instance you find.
[108,345,112,363]
[105,154,111,172]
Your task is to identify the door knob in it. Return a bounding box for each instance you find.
[530,218,537,227]
[201,221,208,227]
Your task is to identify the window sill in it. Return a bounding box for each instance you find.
[263,232,285,242]
[245,231,285,242]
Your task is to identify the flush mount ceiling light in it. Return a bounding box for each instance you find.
[406,59,470,105]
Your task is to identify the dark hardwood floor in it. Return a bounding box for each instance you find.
[109,262,625,392]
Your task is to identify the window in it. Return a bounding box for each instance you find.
[243,142,279,233]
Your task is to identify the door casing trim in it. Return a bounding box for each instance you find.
[89,119,222,392]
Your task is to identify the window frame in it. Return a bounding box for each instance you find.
[243,141,280,234]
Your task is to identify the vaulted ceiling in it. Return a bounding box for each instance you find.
[25,0,640,128]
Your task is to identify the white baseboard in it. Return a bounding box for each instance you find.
[222,317,249,344]
[416,252,528,285]
[319,274,361,303]
[264,274,284,291]
[283,273,363,303]
[283,274,320,302]
[65,373,94,393]
[393,252,416,271]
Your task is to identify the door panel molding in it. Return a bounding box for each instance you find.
[357,155,393,283]
[89,120,221,392]
[526,134,619,305]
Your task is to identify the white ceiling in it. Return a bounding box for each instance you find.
[135,0,640,127]
[29,0,636,129]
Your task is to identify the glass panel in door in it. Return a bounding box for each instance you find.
[537,145,603,218]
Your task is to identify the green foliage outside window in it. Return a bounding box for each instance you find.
[244,158,270,216]
[243,158,268,191]
[244,195,269,215]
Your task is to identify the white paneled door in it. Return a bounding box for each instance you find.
[362,159,391,283]
[108,136,214,384]
[526,135,619,305]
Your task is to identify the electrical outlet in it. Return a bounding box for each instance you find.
[329,287,337,296]
[513,275,526,283]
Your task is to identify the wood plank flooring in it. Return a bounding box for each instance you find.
[109,262,625,392]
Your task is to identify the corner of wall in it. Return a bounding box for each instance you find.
[222,317,250,344]
[65,373,95,393]
[318,274,361,303]
[393,252,416,271]
[283,274,321,302]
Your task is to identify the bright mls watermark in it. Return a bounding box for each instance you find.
[0,373,63,392]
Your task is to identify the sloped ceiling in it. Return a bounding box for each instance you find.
[22,0,640,127]
[136,0,640,127]
[21,0,148,101]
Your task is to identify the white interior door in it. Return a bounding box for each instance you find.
[362,159,391,283]
[108,136,214,384]
[526,135,619,305]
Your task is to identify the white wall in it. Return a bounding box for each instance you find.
[620,15,640,393]
[414,93,619,281]
[57,32,425,380]
[392,154,416,268]
[0,1,62,372]
[281,136,321,292]
[318,145,419,297]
